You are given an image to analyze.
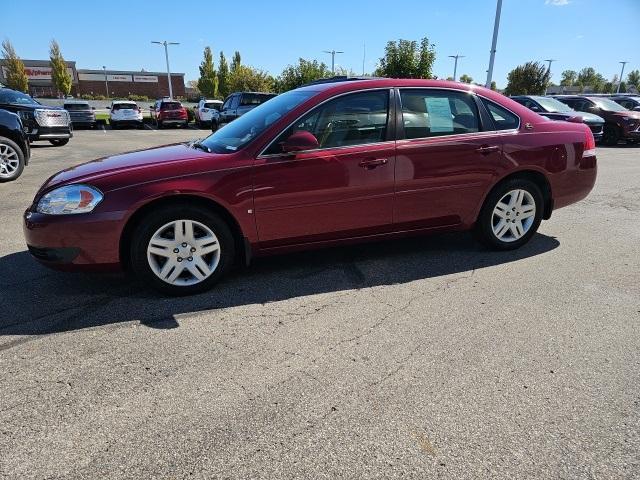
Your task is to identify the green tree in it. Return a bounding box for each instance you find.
[560,70,577,87]
[276,58,331,92]
[459,74,473,84]
[49,40,72,97]
[490,81,497,91]
[626,69,640,89]
[577,67,606,92]
[228,65,274,93]
[1,39,28,92]
[218,52,229,98]
[232,51,241,72]
[503,61,550,96]
[197,46,217,98]
[374,37,436,79]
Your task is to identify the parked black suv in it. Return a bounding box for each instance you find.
[609,95,640,112]
[216,91,277,129]
[0,108,30,182]
[553,95,640,146]
[0,88,73,146]
[511,95,605,142]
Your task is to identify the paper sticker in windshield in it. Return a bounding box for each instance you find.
[425,97,453,133]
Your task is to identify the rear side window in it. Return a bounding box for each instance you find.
[240,93,276,106]
[264,89,389,154]
[399,89,480,139]
[204,102,220,109]
[482,99,520,130]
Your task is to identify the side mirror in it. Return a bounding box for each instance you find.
[567,115,583,124]
[281,131,319,153]
[530,105,541,112]
[91,106,96,110]
[634,106,640,112]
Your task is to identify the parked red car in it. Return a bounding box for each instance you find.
[150,98,188,128]
[24,78,597,295]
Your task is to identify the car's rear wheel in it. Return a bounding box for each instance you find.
[0,136,25,182]
[49,139,69,146]
[130,205,235,295]
[602,124,620,146]
[475,178,543,250]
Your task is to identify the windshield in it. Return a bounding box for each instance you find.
[0,90,40,105]
[591,97,628,112]
[64,103,91,110]
[534,97,575,113]
[201,90,316,154]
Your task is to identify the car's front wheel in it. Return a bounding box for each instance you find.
[602,124,620,146]
[0,136,25,182]
[475,178,543,250]
[130,205,235,295]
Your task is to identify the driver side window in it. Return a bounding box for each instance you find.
[264,90,389,155]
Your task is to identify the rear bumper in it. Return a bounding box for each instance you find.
[552,154,598,210]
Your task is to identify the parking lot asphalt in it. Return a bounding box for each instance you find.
[1,130,638,479]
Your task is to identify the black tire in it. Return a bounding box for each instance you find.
[0,136,25,182]
[49,139,69,146]
[111,121,118,130]
[157,120,164,129]
[475,178,543,250]
[211,120,219,132]
[602,124,620,146]
[129,205,236,295]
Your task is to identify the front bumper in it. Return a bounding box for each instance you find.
[23,209,123,271]
[27,126,74,142]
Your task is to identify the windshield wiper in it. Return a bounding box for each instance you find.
[191,141,211,153]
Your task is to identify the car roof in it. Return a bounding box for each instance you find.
[112,100,138,104]
[202,99,222,102]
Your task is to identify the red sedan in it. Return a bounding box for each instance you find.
[24,79,597,295]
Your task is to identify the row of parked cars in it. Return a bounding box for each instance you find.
[510,93,640,146]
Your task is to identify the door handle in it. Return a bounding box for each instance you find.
[359,158,388,169]
[476,145,500,155]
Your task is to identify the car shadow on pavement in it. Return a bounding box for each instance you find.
[0,232,559,337]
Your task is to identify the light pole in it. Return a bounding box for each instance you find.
[448,54,465,81]
[102,66,109,98]
[151,40,180,98]
[485,0,503,88]
[543,59,555,94]
[323,50,344,75]
[617,61,628,93]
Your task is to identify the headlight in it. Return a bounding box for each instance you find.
[37,185,103,215]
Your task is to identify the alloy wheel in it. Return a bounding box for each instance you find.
[146,219,221,286]
[0,143,20,178]
[491,189,536,242]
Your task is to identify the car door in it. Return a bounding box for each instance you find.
[252,89,396,247]
[393,88,513,229]
[220,95,235,123]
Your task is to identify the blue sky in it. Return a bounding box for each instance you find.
[2,0,639,87]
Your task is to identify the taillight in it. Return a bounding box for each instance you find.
[583,125,596,157]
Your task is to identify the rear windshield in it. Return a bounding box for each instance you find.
[204,102,221,110]
[64,103,91,110]
[113,103,137,110]
[240,93,276,106]
[161,102,182,110]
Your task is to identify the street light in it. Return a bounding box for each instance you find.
[448,54,465,82]
[151,40,180,98]
[543,59,556,94]
[102,66,109,98]
[617,61,629,93]
[485,0,503,88]
[323,50,344,75]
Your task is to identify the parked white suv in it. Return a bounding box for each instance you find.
[109,101,143,129]
[194,99,222,129]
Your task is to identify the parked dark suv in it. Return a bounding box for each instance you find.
[64,101,96,129]
[216,92,277,128]
[0,108,30,182]
[609,95,640,112]
[553,95,640,145]
[511,95,605,142]
[0,87,73,146]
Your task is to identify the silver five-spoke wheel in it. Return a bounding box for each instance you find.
[0,143,20,179]
[147,219,221,286]
[491,189,536,242]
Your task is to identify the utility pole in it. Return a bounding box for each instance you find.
[448,54,465,81]
[362,43,366,76]
[543,59,555,94]
[103,66,109,98]
[617,61,628,93]
[151,40,180,98]
[485,0,503,88]
[323,50,344,75]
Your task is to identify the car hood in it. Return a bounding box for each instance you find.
[574,111,604,123]
[612,111,640,120]
[40,143,212,192]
